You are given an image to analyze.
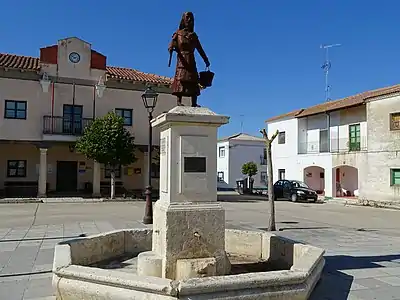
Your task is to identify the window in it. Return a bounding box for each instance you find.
[391,169,400,186]
[105,164,121,178]
[278,169,286,180]
[63,105,83,134]
[4,100,27,119]
[349,124,361,151]
[319,129,329,152]
[218,146,225,158]
[217,171,224,182]
[260,171,267,183]
[278,132,286,144]
[7,160,27,177]
[390,112,400,131]
[115,108,133,126]
[260,149,267,165]
[283,180,291,189]
[151,163,160,178]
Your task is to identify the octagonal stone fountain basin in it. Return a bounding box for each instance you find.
[52,228,324,300]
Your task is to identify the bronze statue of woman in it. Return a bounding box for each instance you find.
[168,12,210,107]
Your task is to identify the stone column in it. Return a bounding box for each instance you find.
[92,161,101,197]
[324,168,333,198]
[137,106,230,280]
[38,148,48,197]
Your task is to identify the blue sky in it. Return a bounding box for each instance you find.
[1,0,399,138]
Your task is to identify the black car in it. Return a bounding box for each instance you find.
[273,180,318,202]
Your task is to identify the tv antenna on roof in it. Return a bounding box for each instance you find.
[320,43,341,101]
[239,114,244,133]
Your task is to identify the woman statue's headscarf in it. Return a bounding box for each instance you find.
[179,12,194,32]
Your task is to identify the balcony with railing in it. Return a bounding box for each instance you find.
[260,155,267,165]
[43,116,93,136]
[298,137,367,154]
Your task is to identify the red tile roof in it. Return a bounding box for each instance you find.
[266,83,400,122]
[0,53,172,85]
[266,109,303,123]
[0,53,40,71]
[106,66,171,85]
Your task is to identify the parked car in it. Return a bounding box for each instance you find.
[273,180,318,202]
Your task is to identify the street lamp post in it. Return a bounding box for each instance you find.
[141,86,159,224]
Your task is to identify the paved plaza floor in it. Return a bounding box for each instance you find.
[0,200,399,299]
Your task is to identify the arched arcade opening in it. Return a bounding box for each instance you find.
[333,165,358,197]
[303,166,325,195]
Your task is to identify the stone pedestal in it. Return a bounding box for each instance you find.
[138,106,230,280]
[152,200,229,279]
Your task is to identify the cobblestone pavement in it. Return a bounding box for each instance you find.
[0,200,400,299]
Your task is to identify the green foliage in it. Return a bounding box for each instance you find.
[241,161,258,177]
[76,112,137,167]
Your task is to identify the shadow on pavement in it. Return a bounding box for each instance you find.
[278,221,299,224]
[0,270,52,278]
[258,226,330,232]
[278,226,331,231]
[0,233,86,243]
[311,254,400,299]
[217,194,268,202]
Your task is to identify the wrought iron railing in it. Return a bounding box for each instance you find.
[298,137,367,154]
[43,116,93,135]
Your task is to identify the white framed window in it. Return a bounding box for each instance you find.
[217,171,224,182]
[218,146,225,158]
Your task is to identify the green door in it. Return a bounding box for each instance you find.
[349,124,361,151]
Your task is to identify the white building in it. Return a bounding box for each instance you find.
[216,133,267,190]
[266,83,400,203]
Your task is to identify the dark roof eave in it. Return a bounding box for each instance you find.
[295,102,366,118]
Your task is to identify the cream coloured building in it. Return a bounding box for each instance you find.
[0,37,189,198]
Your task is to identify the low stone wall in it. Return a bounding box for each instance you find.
[52,228,152,289]
[225,229,324,272]
[53,228,325,300]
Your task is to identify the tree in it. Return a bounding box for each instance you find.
[76,112,137,199]
[260,129,279,231]
[242,161,258,192]
[241,161,258,178]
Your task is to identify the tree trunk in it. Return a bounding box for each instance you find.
[260,129,279,232]
[266,143,276,231]
[110,170,116,199]
[249,176,254,193]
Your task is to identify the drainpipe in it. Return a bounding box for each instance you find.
[92,85,96,119]
[51,82,55,117]
[51,82,55,132]
[326,112,331,151]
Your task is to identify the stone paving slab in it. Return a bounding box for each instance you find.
[0,202,400,299]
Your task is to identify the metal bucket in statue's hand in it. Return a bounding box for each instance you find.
[199,67,214,88]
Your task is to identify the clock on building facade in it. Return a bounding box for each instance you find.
[69,52,81,63]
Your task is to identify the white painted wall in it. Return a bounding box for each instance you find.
[216,141,229,188]
[216,139,267,189]
[268,106,367,198]
[229,140,267,188]
[268,118,298,184]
